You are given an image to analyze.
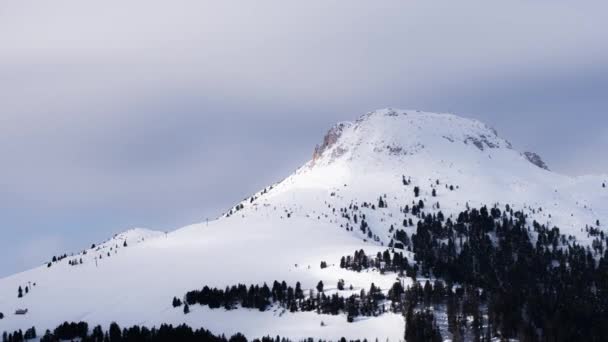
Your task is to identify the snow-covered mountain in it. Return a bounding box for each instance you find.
[1,109,606,340]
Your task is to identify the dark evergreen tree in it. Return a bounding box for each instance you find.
[229,332,247,342]
[109,322,122,342]
[91,325,104,342]
[172,297,182,307]
[316,281,324,293]
[378,197,386,208]
[24,327,36,340]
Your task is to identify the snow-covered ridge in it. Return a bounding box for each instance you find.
[106,228,164,245]
[28,227,164,272]
[89,227,164,256]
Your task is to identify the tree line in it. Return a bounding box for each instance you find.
[339,249,416,278]
[177,280,398,323]
[3,321,382,342]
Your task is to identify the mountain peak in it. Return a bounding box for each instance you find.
[1,108,606,341]
[310,108,513,168]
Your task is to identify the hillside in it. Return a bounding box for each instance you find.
[1,109,607,341]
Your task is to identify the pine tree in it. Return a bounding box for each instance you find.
[472,307,482,342]
[432,189,437,197]
[109,322,122,341]
[92,325,104,341]
[172,297,182,307]
[40,330,53,342]
[183,303,190,314]
[378,196,386,208]
[423,280,433,307]
[414,187,420,197]
[18,286,23,298]
[316,281,324,293]
[295,281,304,299]
[24,327,36,340]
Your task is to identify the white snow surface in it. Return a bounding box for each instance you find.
[1,109,606,340]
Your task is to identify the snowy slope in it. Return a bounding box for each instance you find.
[234,109,606,245]
[1,109,606,340]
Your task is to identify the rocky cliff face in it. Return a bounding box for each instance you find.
[312,122,352,164]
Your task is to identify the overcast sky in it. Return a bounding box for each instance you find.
[1,0,607,277]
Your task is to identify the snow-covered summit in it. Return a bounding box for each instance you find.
[231,108,605,243]
[309,109,513,169]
